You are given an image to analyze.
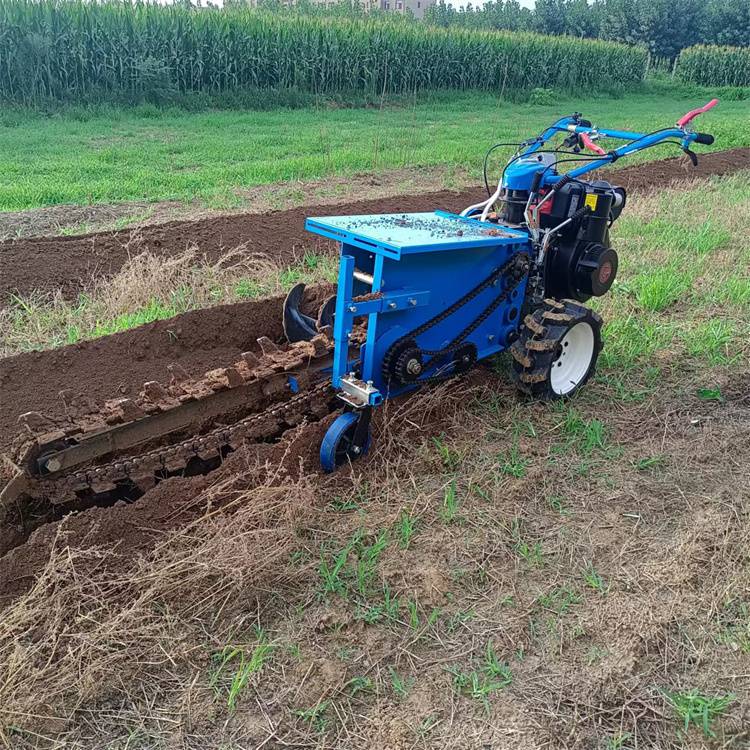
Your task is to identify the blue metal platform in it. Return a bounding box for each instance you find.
[304,209,532,403]
[305,211,527,259]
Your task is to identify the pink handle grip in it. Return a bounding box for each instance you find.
[677,99,719,128]
[580,132,606,156]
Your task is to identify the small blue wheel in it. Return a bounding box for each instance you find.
[320,412,371,473]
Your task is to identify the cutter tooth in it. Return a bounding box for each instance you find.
[204,366,244,391]
[103,398,146,424]
[143,381,168,400]
[163,456,189,473]
[310,334,331,356]
[17,411,56,434]
[257,336,281,356]
[241,351,261,368]
[141,381,181,410]
[89,479,118,495]
[167,363,191,385]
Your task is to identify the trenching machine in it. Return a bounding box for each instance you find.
[1,102,717,509]
[293,100,718,470]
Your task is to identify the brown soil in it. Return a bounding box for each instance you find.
[0,166,473,242]
[2,148,747,303]
[0,153,749,746]
[0,295,285,458]
[0,147,747,607]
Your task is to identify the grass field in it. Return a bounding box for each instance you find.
[2,174,748,747]
[2,172,748,356]
[1,89,748,212]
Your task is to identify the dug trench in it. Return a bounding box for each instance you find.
[1,147,748,302]
[0,151,744,602]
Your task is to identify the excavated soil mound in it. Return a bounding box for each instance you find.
[0,148,747,602]
[1,148,747,303]
[0,295,285,456]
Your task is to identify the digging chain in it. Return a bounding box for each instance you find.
[44,379,333,498]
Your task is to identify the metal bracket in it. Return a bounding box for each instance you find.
[338,374,383,408]
[345,291,429,317]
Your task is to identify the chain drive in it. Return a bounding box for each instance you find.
[383,252,530,386]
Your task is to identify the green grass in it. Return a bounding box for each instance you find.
[448,642,513,712]
[594,171,750,376]
[210,635,273,712]
[388,667,414,700]
[1,90,747,212]
[395,509,419,550]
[662,689,734,737]
[0,249,338,356]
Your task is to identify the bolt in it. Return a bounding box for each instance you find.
[366,380,373,387]
[45,457,62,473]
[388,301,397,309]
[488,334,495,342]
[352,445,361,455]
[408,298,417,306]
[406,359,422,375]
[348,305,357,313]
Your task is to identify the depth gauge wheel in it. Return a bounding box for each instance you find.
[320,412,372,473]
[510,299,603,399]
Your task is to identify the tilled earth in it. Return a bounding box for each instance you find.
[0,149,747,600]
[0,151,748,748]
[1,148,748,302]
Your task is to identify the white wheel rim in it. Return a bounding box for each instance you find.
[550,322,595,396]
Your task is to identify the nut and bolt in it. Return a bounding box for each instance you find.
[406,359,422,375]
[408,298,417,306]
[388,301,398,309]
[348,305,358,313]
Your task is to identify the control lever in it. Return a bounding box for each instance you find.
[580,133,606,156]
[682,148,698,167]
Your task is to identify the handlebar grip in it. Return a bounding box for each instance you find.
[677,98,719,128]
[530,170,543,194]
[580,133,606,156]
[551,174,572,193]
[694,132,715,145]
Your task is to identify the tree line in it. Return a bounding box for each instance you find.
[424,0,749,61]
[244,0,748,61]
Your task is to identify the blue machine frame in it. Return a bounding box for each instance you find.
[306,211,530,406]
[305,103,717,468]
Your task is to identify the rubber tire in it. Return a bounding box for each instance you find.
[510,299,603,400]
[320,412,371,473]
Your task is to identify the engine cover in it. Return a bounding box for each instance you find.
[546,240,618,302]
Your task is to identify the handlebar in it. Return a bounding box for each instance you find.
[511,100,719,187]
[580,132,606,156]
[694,132,715,145]
[677,99,719,128]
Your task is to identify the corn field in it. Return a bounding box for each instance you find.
[675,45,750,88]
[0,0,648,105]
